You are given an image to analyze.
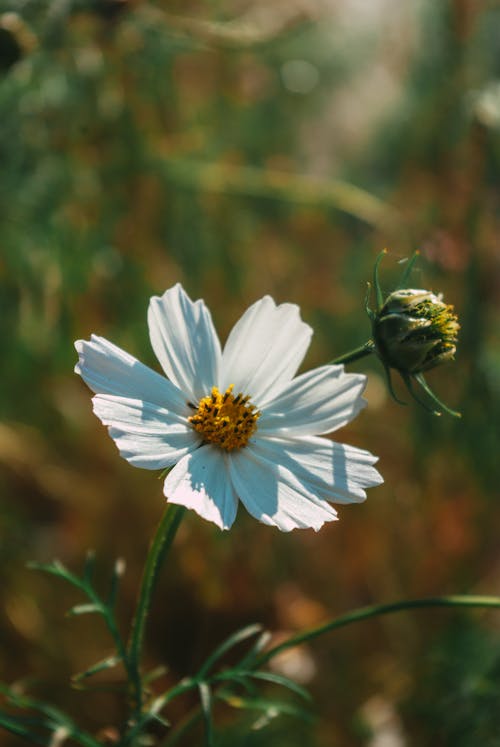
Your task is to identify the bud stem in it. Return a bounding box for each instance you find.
[254,594,500,668]
[330,341,375,366]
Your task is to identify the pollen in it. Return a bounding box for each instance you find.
[188,385,260,451]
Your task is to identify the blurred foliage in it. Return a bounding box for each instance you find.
[404,619,500,746]
[0,0,499,745]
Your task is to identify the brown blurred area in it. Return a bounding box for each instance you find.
[1,0,500,744]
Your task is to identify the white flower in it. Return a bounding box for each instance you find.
[75,284,382,531]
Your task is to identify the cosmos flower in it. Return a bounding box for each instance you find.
[373,288,459,375]
[75,284,382,531]
[367,251,460,417]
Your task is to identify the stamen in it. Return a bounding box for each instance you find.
[189,385,260,451]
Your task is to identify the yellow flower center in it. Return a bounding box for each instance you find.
[188,385,260,451]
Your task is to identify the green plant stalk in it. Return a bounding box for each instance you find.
[127,505,186,714]
[255,595,500,667]
[330,341,375,366]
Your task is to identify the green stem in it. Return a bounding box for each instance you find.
[330,341,375,366]
[127,505,186,714]
[255,595,500,667]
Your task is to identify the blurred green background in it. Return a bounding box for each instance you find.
[1,0,500,744]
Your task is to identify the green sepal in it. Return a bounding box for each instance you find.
[396,250,420,289]
[402,373,441,416]
[373,249,387,311]
[414,373,461,418]
[364,282,375,320]
[380,360,407,406]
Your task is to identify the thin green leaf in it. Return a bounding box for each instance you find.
[0,712,48,746]
[66,603,102,617]
[150,713,170,728]
[213,668,311,701]
[149,677,198,715]
[217,693,313,723]
[122,676,196,746]
[28,562,86,596]
[0,706,66,742]
[29,560,130,690]
[242,671,312,702]
[28,560,68,579]
[72,655,122,683]
[250,710,276,731]
[122,704,172,746]
[0,701,60,731]
[198,682,214,747]
[197,624,263,679]
[0,689,70,726]
[256,596,500,669]
[212,671,258,696]
[143,666,168,686]
[0,687,100,747]
[0,708,54,729]
[237,631,273,670]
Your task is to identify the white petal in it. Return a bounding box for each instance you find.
[92,394,201,469]
[221,296,312,405]
[148,284,222,402]
[258,365,367,436]
[164,445,238,530]
[251,434,383,504]
[228,445,339,532]
[75,335,187,414]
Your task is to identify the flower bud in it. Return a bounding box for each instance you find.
[373,289,459,375]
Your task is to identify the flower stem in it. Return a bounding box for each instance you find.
[127,504,186,714]
[255,594,500,667]
[330,341,375,366]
